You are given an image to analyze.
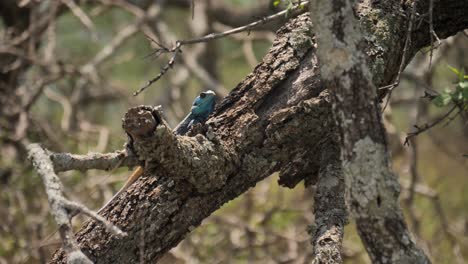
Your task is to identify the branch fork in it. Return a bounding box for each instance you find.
[27,144,126,264]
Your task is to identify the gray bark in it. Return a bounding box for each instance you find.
[310,0,434,263]
[310,142,347,264]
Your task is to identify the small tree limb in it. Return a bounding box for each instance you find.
[27,143,126,264]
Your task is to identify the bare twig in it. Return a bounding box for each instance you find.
[134,1,309,96]
[44,88,73,131]
[213,22,276,68]
[145,20,229,97]
[61,0,97,37]
[27,144,126,264]
[134,41,182,96]
[64,200,125,236]
[404,105,457,145]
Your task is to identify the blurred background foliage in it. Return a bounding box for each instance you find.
[0,0,466,263]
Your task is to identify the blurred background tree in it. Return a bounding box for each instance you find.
[0,0,466,263]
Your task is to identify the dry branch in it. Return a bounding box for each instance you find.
[50,150,138,173]
[134,1,309,96]
[27,143,126,264]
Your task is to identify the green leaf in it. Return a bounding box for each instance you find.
[448,65,460,76]
[273,0,281,7]
[433,93,452,107]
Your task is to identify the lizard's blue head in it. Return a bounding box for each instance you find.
[191,90,216,120]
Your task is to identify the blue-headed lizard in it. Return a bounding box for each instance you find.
[98,90,216,213]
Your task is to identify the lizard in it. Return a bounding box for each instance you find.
[98,90,216,213]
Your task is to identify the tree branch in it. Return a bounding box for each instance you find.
[27,143,126,264]
[310,142,347,264]
[50,150,138,173]
[310,0,431,262]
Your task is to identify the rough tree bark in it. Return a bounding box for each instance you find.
[47,0,467,263]
[310,142,347,264]
[311,0,430,262]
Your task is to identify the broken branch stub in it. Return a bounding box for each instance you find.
[122,105,232,193]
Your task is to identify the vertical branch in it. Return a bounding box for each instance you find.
[309,0,430,263]
[27,144,93,264]
[310,143,347,263]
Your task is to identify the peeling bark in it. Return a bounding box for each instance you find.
[49,0,468,262]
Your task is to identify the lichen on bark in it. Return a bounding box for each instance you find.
[343,136,400,217]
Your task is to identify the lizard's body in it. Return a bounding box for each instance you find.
[98,90,216,213]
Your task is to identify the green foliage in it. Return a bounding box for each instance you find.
[432,66,468,108]
[273,0,306,17]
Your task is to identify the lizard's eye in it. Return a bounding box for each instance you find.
[200,92,206,98]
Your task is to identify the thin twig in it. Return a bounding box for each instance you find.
[134,41,182,96]
[61,0,97,38]
[134,1,309,96]
[64,200,125,236]
[404,105,457,145]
